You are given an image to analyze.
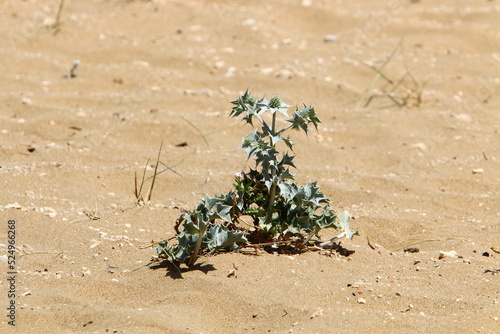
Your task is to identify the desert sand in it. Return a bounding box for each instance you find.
[1,0,499,333]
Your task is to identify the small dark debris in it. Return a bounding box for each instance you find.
[482,252,490,257]
[27,147,36,153]
[404,247,420,253]
[69,126,82,131]
[175,142,188,147]
[65,60,80,79]
[83,321,93,327]
[484,269,500,275]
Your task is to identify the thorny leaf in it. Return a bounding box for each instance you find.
[295,182,330,207]
[206,225,247,252]
[198,195,233,222]
[287,105,321,135]
[230,90,266,126]
[278,168,295,182]
[182,219,200,235]
[280,153,296,169]
[278,182,299,202]
[282,136,294,151]
[312,205,338,230]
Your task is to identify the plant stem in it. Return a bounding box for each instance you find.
[188,217,208,266]
[188,233,203,266]
[265,177,277,225]
[304,226,320,245]
[271,109,277,135]
[265,112,278,226]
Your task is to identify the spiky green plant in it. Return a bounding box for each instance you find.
[155,91,357,266]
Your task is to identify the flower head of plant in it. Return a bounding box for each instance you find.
[269,95,282,109]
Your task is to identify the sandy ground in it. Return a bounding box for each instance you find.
[1,0,499,333]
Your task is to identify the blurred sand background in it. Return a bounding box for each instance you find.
[0,0,499,333]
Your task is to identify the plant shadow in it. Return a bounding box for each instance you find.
[150,260,216,279]
[327,242,356,257]
[238,241,355,258]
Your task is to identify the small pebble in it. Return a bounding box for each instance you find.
[323,34,338,43]
[81,267,91,276]
[41,207,57,218]
[439,250,458,259]
[214,61,225,69]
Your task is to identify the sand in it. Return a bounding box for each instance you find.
[1,0,499,333]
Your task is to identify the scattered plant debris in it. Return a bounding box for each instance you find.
[134,142,182,205]
[358,41,424,109]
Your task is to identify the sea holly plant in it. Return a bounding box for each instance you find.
[155,91,357,266]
